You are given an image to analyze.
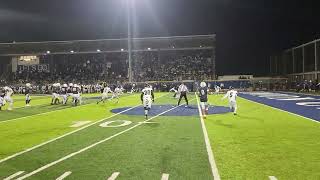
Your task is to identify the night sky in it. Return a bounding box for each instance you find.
[0,0,320,76]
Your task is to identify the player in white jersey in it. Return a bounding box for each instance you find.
[222,86,238,115]
[141,84,154,120]
[3,86,14,110]
[112,86,121,103]
[51,83,61,105]
[214,85,221,94]
[169,87,178,98]
[97,86,113,104]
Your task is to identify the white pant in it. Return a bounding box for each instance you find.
[72,94,81,104]
[143,96,152,109]
[26,94,31,101]
[229,101,237,112]
[4,96,13,103]
[52,93,59,99]
[61,94,68,104]
[102,93,109,100]
[200,102,208,110]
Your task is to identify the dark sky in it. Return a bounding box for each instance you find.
[0,0,320,76]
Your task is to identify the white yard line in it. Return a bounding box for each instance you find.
[107,172,120,180]
[16,96,183,180]
[269,176,278,180]
[0,93,167,164]
[56,171,72,180]
[241,96,320,124]
[161,173,170,180]
[3,171,25,180]
[195,93,221,180]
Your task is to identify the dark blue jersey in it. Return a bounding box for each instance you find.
[0,90,5,97]
[72,87,80,94]
[23,87,30,95]
[60,87,68,95]
[198,87,208,102]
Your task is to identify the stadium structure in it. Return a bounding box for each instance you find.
[0,34,216,84]
[270,38,320,81]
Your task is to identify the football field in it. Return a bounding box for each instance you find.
[0,92,319,180]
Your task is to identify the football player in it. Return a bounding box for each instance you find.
[177,82,189,107]
[72,84,81,106]
[4,86,14,110]
[141,84,154,120]
[51,83,61,105]
[24,83,32,107]
[169,86,178,98]
[222,86,238,115]
[0,87,5,110]
[198,82,209,119]
[60,84,68,105]
[97,85,113,104]
[112,86,122,103]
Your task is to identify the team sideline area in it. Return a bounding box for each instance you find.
[0,92,319,179]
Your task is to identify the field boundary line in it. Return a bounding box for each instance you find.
[16,95,183,179]
[195,93,221,180]
[0,93,167,164]
[240,95,320,124]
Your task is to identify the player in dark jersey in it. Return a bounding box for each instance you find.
[60,84,68,105]
[141,84,154,120]
[24,83,32,107]
[72,84,81,106]
[198,81,209,119]
[0,87,5,110]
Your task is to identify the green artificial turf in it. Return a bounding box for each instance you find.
[206,94,320,180]
[0,92,319,179]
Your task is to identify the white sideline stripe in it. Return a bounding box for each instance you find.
[0,93,168,164]
[161,173,169,180]
[16,97,185,180]
[56,171,72,180]
[3,171,25,180]
[107,172,120,180]
[241,96,320,124]
[269,176,278,180]
[70,121,91,127]
[195,93,221,180]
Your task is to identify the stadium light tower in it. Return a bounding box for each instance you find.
[127,0,133,82]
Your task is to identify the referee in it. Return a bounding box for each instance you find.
[177,82,189,107]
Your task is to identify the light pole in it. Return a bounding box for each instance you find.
[127,0,133,82]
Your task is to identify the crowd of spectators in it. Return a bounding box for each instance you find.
[6,49,214,84]
[134,49,214,81]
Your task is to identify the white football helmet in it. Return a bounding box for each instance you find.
[200,82,207,88]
